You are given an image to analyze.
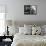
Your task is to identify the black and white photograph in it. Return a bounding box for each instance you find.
[24,5,37,15]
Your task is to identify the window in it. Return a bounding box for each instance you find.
[0,5,5,35]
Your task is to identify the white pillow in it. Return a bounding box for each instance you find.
[24,24,32,35]
[42,25,46,33]
[19,27,32,35]
[32,26,41,35]
[8,26,19,36]
[19,27,25,34]
[24,24,32,28]
[24,27,32,35]
[42,25,46,35]
[41,25,45,35]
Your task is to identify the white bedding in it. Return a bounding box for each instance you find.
[11,33,46,46]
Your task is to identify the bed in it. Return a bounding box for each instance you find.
[11,21,46,46]
[11,33,46,46]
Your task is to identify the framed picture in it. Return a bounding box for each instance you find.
[24,5,37,15]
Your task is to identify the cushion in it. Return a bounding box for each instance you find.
[42,25,46,33]
[24,24,32,34]
[19,27,32,35]
[42,25,46,35]
[8,26,19,36]
[24,27,32,35]
[19,27,25,34]
[32,26,41,35]
[24,24,32,29]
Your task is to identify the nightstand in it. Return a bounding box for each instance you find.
[3,41,12,46]
[0,36,13,46]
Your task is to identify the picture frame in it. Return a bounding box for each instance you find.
[24,5,37,15]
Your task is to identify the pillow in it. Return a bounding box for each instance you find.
[32,26,41,35]
[24,27,32,35]
[40,25,45,35]
[24,24,32,35]
[19,27,25,34]
[42,25,46,35]
[8,26,19,36]
[24,24,32,28]
[19,27,32,35]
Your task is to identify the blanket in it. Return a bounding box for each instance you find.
[11,33,46,46]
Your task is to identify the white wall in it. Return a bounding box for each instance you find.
[0,0,46,22]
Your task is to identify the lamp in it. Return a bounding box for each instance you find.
[5,20,12,36]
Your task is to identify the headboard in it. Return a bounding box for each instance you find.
[15,21,46,27]
[6,20,46,27]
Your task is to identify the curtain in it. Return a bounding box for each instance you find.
[0,5,5,36]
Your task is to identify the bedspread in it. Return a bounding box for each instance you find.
[11,33,46,46]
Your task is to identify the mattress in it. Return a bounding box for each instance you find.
[11,33,46,46]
